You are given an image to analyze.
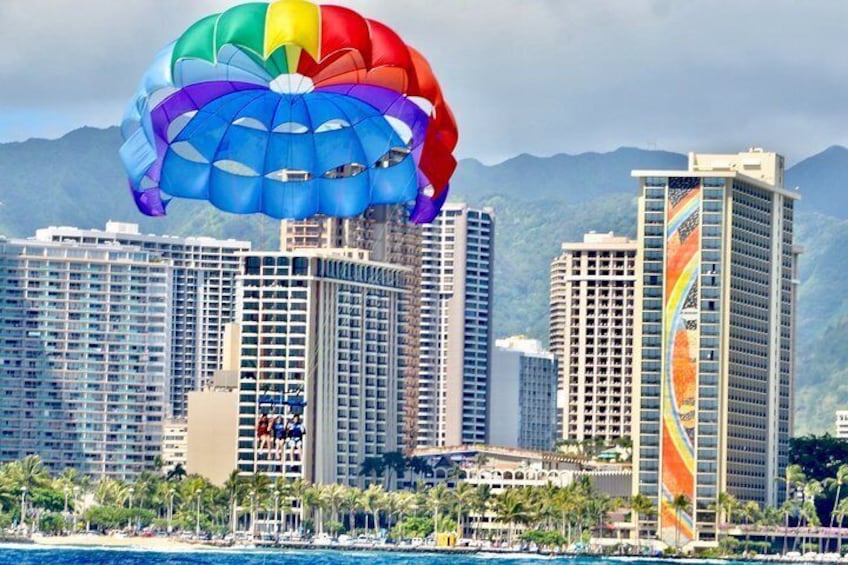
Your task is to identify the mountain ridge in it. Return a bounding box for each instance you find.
[1,126,847,434]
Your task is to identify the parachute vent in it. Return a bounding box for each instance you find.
[266,169,313,182]
[375,147,410,169]
[323,163,366,179]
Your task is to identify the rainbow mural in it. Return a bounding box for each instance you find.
[660,177,701,545]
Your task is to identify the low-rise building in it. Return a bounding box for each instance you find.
[161,419,188,473]
[490,337,558,451]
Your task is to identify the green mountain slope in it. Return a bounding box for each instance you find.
[0,127,846,433]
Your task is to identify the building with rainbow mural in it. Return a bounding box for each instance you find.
[631,149,799,548]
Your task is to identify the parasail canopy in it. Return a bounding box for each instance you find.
[120,0,458,223]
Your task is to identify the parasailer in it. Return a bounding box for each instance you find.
[119,0,457,223]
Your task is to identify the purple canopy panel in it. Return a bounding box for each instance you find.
[410,183,449,224]
[130,181,168,217]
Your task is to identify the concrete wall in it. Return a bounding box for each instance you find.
[186,389,239,486]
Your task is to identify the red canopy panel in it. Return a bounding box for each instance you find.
[319,5,372,64]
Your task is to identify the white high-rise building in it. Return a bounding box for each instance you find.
[489,336,558,451]
[836,411,848,439]
[37,222,250,418]
[234,249,409,486]
[632,149,799,545]
[0,237,170,480]
[418,203,495,447]
[549,232,637,444]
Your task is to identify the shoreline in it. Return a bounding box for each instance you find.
[3,534,847,563]
[14,534,482,554]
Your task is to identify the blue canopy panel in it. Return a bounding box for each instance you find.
[209,167,264,214]
[173,45,271,89]
[160,152,211,200]
[156,88,413,217]
[119,127,156,187]
[262,178,320,219]
[312,127,367,175]
[370,157,418,204]
[316,175,371,217]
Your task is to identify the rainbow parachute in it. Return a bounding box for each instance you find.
[119,0,457,223]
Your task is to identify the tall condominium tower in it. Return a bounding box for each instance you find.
[37,222,250,418]
[0,237,169,480]
[632,149,799,546]
[234,250,409,485]
[489,336,558,451]
[279,205,422,451]
[549,232,637,444]
[418,203,495,447]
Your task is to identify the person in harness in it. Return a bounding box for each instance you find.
[286,414,306,461]
[256,413,271,456]
[272,415,286,459]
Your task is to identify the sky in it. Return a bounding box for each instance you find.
[1,0,848,165]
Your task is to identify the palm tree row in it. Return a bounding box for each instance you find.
[13,453,848,553]
[0,456,625,546]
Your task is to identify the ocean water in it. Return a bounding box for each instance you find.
[0,547,752,565]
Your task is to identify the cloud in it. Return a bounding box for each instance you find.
[1,0,847,164]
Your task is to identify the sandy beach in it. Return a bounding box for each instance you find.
[28,534,208,550]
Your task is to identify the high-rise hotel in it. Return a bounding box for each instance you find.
[550,232,637,444]
[279,203,496,450]
[0,236,169,479]
[234,249,410,486]
[632,149,799,545]
[37,222,250,418]
[418,203,495,447]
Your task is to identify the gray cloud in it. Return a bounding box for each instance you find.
[0,0,846,164]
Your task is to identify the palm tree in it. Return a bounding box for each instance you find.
[712,491,739,538]
[166,463,187,482]
[322,483,347,528]
[530,483,560,532]
[759,506,783,550]
[289,478,309,533]
[341,485,362,533]
[53,468,80,515]
[359,457,386,487]
[9,455,50,491]
[93,477,128,506]
[670,494,691,553]
[303,485,325,534]
[453,482,476,539]
[381,491,402,533]
[131,470,160,511]
[825,464,848,529]
[471,484,491,540]
[362,484,385,536]
[381,451,407,490]
[781,498,801,554]
[799,480,823,551]
[427,483,450,542]
[629,493,655,552]
[494,488,528,545]
[554,483,585,544]
[833,497,848,554]
[271,477,292,537]
[223,470,244,534]
[407,457,432,486]
[779,464,806,554]
[244,473,270,537]
[395,492,417,540]
[740,500,761,553]
[799,498,821,551]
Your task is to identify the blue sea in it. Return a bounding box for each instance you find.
[0,546,756,565]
